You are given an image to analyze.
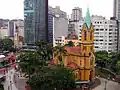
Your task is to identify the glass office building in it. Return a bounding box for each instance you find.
[24,0,48,44]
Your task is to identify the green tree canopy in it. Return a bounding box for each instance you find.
[54,45,67,65]
[18,52,44,78]
[27,67,76,90]
[0,38,14,51]
[65,41,74,47]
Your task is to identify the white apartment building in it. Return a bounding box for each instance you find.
[54,36,65,46]
[77,15,118,52]
[92,15,118,52]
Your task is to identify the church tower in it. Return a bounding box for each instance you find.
[81,8,94,55]
[80,8,95,82]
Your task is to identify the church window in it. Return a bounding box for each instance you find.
[90,32,92,40]
[84,31,87,40]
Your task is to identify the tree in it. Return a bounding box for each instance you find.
[36,41,53,63]
[27,67,76,90]
[54,45,67,65]
[65,41,74,47]
[95,51,111,68]
[116,60,120,74]
[18,52,43,78]
[0,38,14,51]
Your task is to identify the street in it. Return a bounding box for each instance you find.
[93,78,120,90]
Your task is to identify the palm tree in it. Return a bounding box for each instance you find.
[53,45,67,65]
[36,41,53,64]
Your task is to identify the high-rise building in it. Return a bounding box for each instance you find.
[48,13,54,44]
[48,14,68,47]
[71,7,82,21]
[49,6,67,19]
[113,0,120,19]
[24,0,48,44]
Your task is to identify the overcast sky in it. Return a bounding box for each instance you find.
[0,0,113,19]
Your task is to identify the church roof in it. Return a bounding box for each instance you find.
[84,8,91,29]
[65,47,82,55]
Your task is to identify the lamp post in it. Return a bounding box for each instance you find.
[104,75,110,90]
[104,80,107,90]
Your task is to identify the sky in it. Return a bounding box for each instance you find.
[0,0,113,19]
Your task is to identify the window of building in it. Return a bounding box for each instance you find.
[96,29,99,31]
[109,40,112,42]
[109,25,113,27]
[90,32,92,40]
[84,31,87,40]
[109,43,112,45]
[100,39,103,41]
[95,46,99,48]
[109,29,113,31]
[100,29,104,31]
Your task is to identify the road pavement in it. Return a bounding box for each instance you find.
[4,68,18,90]
[93,78,120,90]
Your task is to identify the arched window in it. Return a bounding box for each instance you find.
[90,32,92,40]
[84,31,87,40]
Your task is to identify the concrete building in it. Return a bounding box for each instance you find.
[54,36,65,46]
[54,36,79,47]
[50,15,68,46]
[54,15,68,38]
[113,0,120,19]
[0,28,9,39]
[113,0,120,52]
[0,19,9,39]
[91,15,118,52]
[24,0,48,44]
[48,6,68,46]
[9,19,24,48]
[48,13,54,44]
[49,6,67,19]
[71,7,82,21]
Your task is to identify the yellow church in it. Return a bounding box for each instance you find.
[52,8,95,85]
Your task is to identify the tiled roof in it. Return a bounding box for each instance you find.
[65,47,82,55]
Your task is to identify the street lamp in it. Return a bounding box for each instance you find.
[104,75,110,90]
[104,80,107,90]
